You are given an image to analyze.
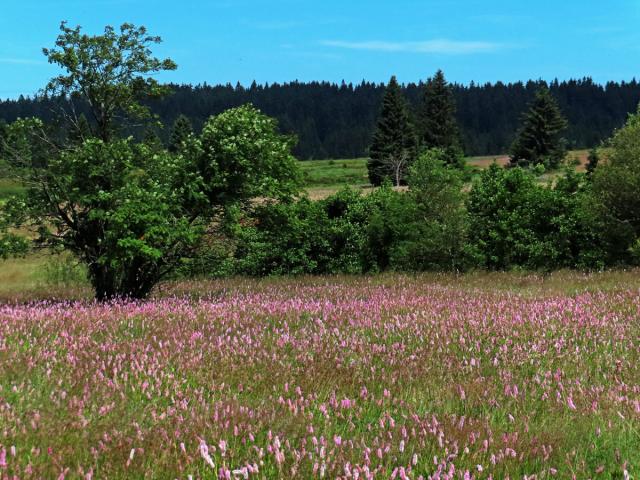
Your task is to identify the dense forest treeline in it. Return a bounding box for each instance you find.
[1,78,639,159]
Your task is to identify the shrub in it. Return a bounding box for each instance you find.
[363,150,472,272]
[591,106,640,264]
[467,164,603,270]
[234,188,370,276]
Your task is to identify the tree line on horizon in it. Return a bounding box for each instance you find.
[0,76,639,160]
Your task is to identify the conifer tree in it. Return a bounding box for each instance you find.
[368,76,416,186]
[419,70,464,168]
[168,114,193,153]
[509,87,568,169]
[586,147,599,177]
[143,126,164,152]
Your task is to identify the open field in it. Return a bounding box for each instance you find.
[0,178,24,202]
[0,253,89,301]
[1,271,640,478]
[301,151,592,198]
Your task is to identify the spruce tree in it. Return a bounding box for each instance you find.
[509,87,568,169]
[586,147,599,177]
[143,126,164,151]
[168,114,193,153]
[368,76,416,186]
[419,70,464,168]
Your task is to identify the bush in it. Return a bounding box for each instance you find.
[234,188,370,276]
[591,106,640,264]
[467,164,603,270]
[363,150,472,272]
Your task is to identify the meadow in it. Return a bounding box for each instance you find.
[1,271,639,478]
[0,178,24,202]
[300,151,591,198]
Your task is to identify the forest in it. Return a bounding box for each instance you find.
[1,77,639,159]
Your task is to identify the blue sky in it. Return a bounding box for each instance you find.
[0,0,638,98]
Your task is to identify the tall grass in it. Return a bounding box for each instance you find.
[0,272,639,478]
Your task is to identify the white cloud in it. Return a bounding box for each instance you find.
[321,39,504,55]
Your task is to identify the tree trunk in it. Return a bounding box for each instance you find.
[90,264,117,302]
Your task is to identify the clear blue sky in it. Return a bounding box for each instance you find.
[0,0,638,99]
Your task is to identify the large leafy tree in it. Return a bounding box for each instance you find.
[43,22,177,141]
[509,87,568,169]
[418,70,464,168]
[398,149,469,270]
[591,106,640,263]
[0,23,299,300]
[367,76,416,186]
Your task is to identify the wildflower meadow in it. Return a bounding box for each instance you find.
[1,273,639,479]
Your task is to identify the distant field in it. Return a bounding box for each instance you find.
[0,178,24,201]
[300,157,370,186]
[301,150,592,198]
[466,150,590,171]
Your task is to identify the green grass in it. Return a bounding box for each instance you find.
[299,158,370,188]
[0,178,25,201]
[297,151,591,198]
[0,253,90,302]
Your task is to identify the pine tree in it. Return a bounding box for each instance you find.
[143,126,163,151]
[586,147,599,177]
[509,87,568,169]
[368,76,416,186]
[419,70,464,167]
[168,114,193,153]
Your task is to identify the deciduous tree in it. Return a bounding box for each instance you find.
[0,24,299,300]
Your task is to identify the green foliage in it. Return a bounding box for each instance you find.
[368,76,417,186]
[0,200,30,259]
[402,149,471,269]
[0,24,300,300]
[235,188,369,275]
[5,138,208,299]
[0,117,52,169]
[3,107,300,300]
[239,149,471,276]
[0,233,29,259]
[591,106,640,263]
[194,104,301,205]
[468,164,603,270]
[418,70,464,167]
[67,113,92,146]
[168,114,193,153]
[509,87,568,169]
[586,147,600,177]
[43,22,177,141]
[364,150,471,271]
